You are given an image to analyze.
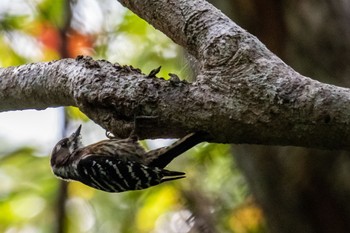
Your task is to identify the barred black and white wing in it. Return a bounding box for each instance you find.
[75,155,185,193]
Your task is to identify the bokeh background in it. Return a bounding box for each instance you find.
[3,0,349,232]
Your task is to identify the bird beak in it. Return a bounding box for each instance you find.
[75,124,82,136]
[69,124,82,141]
[67,125,83,152]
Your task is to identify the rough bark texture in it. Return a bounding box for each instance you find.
[0,0,350,149]
[1,0,350,150]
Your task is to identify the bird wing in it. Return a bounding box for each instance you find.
[76,155,166,192]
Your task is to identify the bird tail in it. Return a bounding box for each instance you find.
[161,169,186,183]
[146,131,209,168]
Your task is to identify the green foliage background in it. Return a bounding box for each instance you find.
[0,0,264,232]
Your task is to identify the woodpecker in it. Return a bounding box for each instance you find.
[50,125,206,193]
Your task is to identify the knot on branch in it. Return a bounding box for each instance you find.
[203,35,238,69]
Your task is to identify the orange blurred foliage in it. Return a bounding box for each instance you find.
[37,22,62,52]
[67,29,95,57]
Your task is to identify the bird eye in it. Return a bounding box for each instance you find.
[59,139,69,147]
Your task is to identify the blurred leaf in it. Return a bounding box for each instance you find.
[118,11,148,36]
[0,146,36,161]
[68,181,96,200]
[229,203,266,233]
[136,186,180,232]
[0,15,30,31]
[0,145,58,232]
[0,36,28,66]
[37,0,66,27]
[66,106,89,121]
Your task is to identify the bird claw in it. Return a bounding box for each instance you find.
[105,130,117,139]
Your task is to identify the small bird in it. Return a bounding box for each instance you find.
[51,125,206,193]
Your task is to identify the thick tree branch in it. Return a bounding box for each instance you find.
[1,55,350,149]
[1,0,350,149]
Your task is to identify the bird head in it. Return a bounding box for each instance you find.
[51,125,83,167]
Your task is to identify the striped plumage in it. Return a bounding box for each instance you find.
[50,125,205,193]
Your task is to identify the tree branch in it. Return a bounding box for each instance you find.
[0,60,75,111]
[1,55,350,149]
[1,1,350,149]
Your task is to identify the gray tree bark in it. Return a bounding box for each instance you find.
[1,0,350,150]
